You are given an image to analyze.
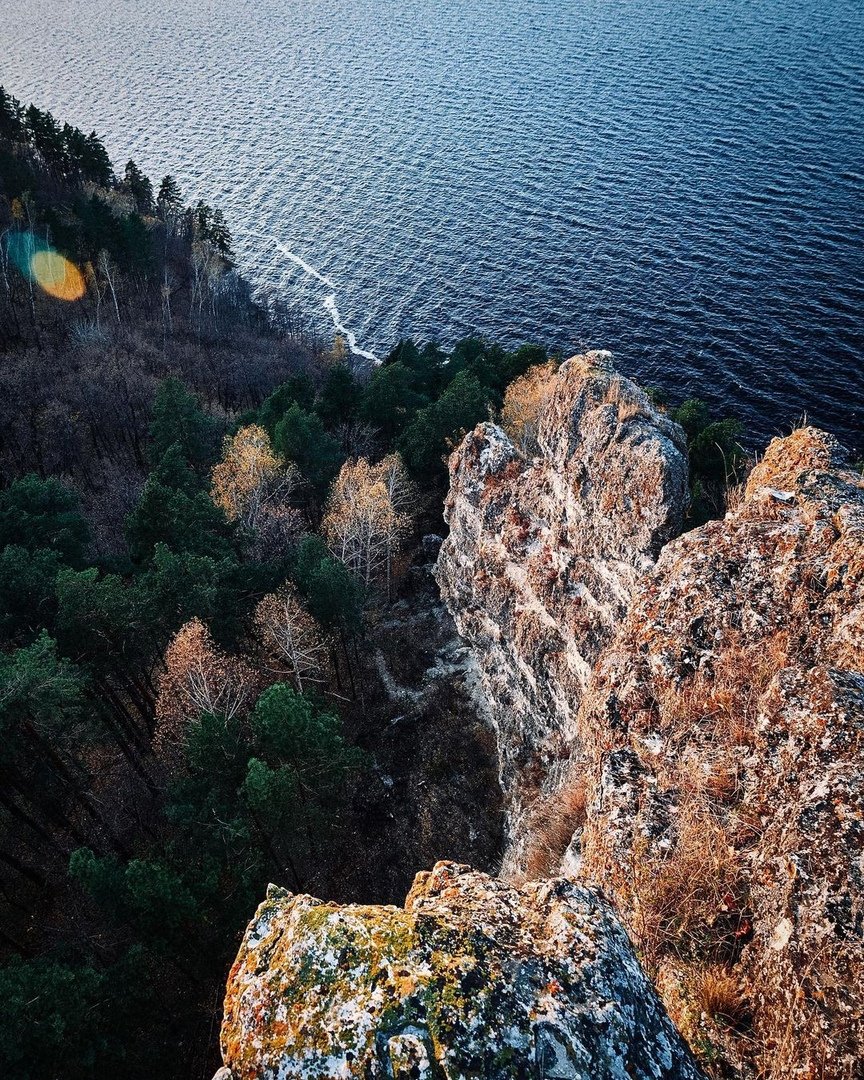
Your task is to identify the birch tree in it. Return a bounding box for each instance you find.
[253,584,329,692]
[322,454,413,593]
[154,619,258,760]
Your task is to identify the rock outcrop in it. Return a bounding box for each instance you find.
[435,352,689,853]
[220,861,705,1079]
[216,353,862,1080]
[437,355,864,1080]
[571,426,864,1077]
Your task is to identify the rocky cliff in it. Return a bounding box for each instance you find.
[220,861,705,1079]
[436,355,864,1078]
[434,352,689,853]
[215,354,862,1080]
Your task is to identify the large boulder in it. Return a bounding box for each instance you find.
[219,861,705,1080]
[568,426,864,1077]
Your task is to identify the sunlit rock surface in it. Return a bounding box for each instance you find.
[439,391,864,1078]
[435,352,689,856]
[572,426,864,1077]
[220,861,704,1080]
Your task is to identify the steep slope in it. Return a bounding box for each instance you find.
[435,352,689,854]
[219,861,705,1080]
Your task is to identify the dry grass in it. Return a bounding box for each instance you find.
[517,776,589,882]
[724,480,747,514]
[601,376,649,424]
[631,794,749,970]
[657,630,791,753]
[693,966,750,1029]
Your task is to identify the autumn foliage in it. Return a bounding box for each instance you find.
[154,618,259,758]
[253,584,329,692]
[322,453,414,590]
[211,424,303,555]
[500,360,557,454]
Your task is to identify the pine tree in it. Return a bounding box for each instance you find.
[122,159,155,214]
[148,378,218,470]
[0,86,24,141]
[156,174,183,215]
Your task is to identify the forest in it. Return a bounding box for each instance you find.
[0,88,744,1079]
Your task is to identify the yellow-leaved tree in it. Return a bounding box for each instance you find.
[154,618,258,761]
[211,424,303,553]
[500,360,558,455]
[322,453,414,594]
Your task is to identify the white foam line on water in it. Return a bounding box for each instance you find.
[276,241,380,363]
[322,294,380,363]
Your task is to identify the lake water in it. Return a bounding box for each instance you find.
[1,0,862,449]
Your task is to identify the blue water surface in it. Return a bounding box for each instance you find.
[1,0,862,447]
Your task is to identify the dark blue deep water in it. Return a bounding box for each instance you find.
[1,0,862,448]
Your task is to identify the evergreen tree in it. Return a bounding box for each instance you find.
[122,159,155,214]
[398,371,492,478]
[156,174,183,215]
[360,361,429,438]
[292,535,363,634]
[256,374,316,435]
[0,85,24,141]
[0,476,90,565]
[273,403,342,499]
[125,471,235,564]
[82,131,113,186]
[315,364,359,427]
[24,104,65,168]
[148,378,218,470]
[0,545,61,645]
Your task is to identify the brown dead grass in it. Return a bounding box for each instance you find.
[601,376,649,424]
[693,965,750,1029]
[517,775,589,883]
[631,795,749,970]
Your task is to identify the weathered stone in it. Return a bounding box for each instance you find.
[435,352,688,858]
[437,362,864,1078]
[220,861,705,1080]
[570,427,864,1077]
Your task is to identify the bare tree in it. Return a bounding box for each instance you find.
[253,585,329,692]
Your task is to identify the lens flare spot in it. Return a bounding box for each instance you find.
[30,250,86,301]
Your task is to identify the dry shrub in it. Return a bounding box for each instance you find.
[692,965,750,1029]
[724,480,746,514]
[632,795,749,970]
[601,376,648,423]
[500,360,557,455]
[658,630,791,753]
[517,776,589,882]
[677,748,742,806]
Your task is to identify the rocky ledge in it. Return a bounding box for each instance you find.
[219,861,704,1080]
[436,354,864,1078]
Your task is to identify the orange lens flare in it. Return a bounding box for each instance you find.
[30,250,86,301]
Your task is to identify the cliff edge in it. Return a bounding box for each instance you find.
[434,351,689,847]
[436,355,864,1078]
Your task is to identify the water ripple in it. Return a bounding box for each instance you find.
[0,0,862,447]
